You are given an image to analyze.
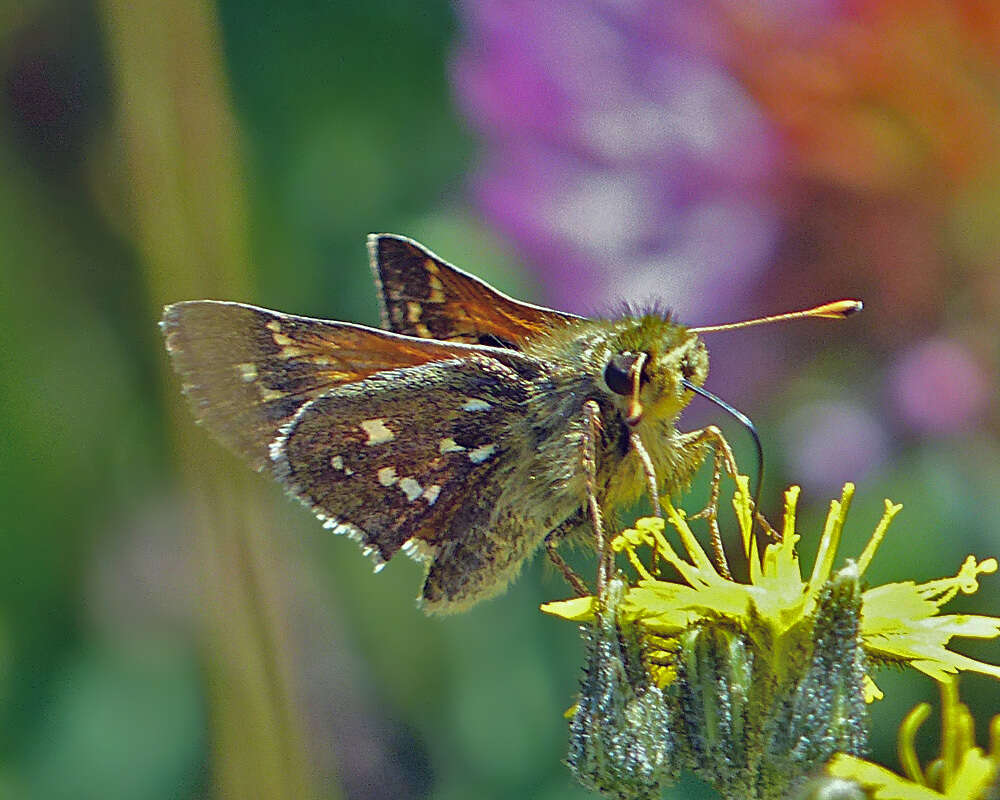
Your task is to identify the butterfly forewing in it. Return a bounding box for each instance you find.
[161,300,483,471]
[272,351,546,571]
[369,234,580,347]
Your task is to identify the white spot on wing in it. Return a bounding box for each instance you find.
[378,466,398,486]
[398,476,423,501]
[423,484,441,505]
[439,437,466,454]
[361,418,395,445]
[468,443,496,464]
[427,273,445,302]
[236,362,257,382]
[330,455,354,475]
[462,398,492,412]
[401,537,434,563]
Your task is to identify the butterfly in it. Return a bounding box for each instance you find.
[161,235,860,612]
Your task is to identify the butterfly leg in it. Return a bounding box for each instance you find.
[628,430,664,575]
[685,425,738,580]
[544,529,590,597]
[579,399,612,595]
[629,430,662,519]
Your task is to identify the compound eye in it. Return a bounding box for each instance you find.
[604,352,641,396]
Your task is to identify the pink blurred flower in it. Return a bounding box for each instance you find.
[890,337,992,434]
[453,0,1000,332]
[781,399,890,493]
[452,0,782,319]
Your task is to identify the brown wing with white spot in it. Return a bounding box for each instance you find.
[272,351,548,570]
[161,300,490,471]
[369,234,580,348]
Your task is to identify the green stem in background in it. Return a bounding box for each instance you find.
[97,1,326,797]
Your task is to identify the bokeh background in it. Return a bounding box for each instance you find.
[2,1,998,798]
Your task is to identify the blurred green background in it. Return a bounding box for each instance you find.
[1,1,997,799]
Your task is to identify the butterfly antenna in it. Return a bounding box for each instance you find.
[690,299,862,334]
[681,380,764,528]
[679,299,861,555]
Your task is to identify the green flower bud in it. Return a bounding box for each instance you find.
[567,578,677,799]
[760,564,868,796]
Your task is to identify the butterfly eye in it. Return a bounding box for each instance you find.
[604,352,643,396]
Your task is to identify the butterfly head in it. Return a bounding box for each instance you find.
[597,315,708,428]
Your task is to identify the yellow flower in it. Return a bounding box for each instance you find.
[543,479,1000,697]
[828,679,999,799]
[544,479,1000,800]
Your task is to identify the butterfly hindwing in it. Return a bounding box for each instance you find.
[368,234,579,348]
[271,351,552,606]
